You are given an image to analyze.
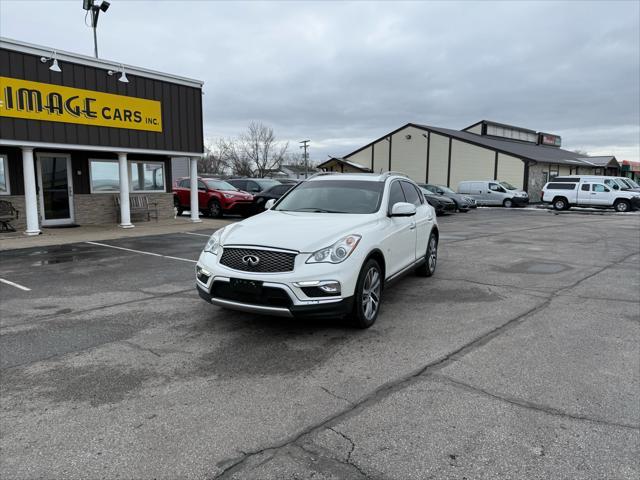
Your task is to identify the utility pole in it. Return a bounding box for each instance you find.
[299,140,310,178]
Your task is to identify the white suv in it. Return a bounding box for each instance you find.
[196,172,439,328]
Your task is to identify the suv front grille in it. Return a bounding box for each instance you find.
[220,248,296,273]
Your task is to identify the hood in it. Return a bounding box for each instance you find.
[222,190,253,199]
[219,210,378,252]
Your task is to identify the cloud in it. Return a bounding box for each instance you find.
[1,0,638,161]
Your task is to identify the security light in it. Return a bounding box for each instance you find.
[83,0,92,10]
[99,1,110,12]
[83,0,111,58]
[40,51,61,72]
[108,65,129,84]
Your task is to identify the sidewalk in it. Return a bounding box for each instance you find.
[0,215,232,251]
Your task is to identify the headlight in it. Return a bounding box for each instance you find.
[306,234,361,264]
[223,193,234,198]
[204,227,225,254]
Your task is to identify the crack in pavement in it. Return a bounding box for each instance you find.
[320,386,354,406]
[209,250,638,479]
[430,374,640,430]
[122,340,162,358]
[326,426,368,477]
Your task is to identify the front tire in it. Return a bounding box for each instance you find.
[614,200,630,212]
[416,232,438,277]
[350,259,382,329]
[208,199,223,218]
[503,198,514,208]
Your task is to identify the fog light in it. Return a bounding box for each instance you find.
[318,282,340,294]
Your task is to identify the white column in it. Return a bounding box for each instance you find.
[21,148,41,236]
[118,152,134,228]
[190,157,202,223]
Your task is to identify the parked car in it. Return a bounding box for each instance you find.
[276,178,300,185]
[227,178,282,194]
[541,180,640,212]
[195,172,439,328]
[173,177,254,218]
[252,183,295,213]
[418,187,456,215]
[458,180,529,207]
[418,183,473,211]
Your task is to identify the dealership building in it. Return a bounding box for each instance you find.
[0,37,204,234]
[324,120,621,202]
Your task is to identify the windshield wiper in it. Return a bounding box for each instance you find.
[290,208,347,213]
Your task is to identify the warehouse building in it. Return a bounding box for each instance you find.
[334,120,620,202]
[0,37,204,234]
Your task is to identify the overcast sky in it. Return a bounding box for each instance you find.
[1,0,639,162]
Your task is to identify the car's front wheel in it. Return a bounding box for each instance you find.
[350,258,382,329]
[208,199,223,218]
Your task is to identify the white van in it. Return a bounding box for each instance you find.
[458,180,529,207]
[541,180,640,212]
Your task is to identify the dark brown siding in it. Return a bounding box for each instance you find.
[0,48,204,154]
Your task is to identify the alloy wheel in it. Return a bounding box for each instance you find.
[428,236,438,273]
[361,267,381,321]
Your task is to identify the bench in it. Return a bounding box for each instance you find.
[0,200,19,232]
[114,195,158,222]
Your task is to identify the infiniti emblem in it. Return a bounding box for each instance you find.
[242,254,260,267]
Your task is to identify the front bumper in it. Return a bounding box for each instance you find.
[223,200,254,214]
[196,249,360,318]
[630,197,640,210]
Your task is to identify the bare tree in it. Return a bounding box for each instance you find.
[237,121,289,178]
[197,139,230,175]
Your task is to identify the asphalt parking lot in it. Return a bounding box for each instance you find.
[1,208,639,479]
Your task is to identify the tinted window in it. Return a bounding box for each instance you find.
[274,180,384,214]
[388,181,406,209]
[400,181,422,206]
[547,183,576,190]
[271,185,290,195]
[205,180,237,191]
[228,180,246,190]
[179,179,190,188]
[553,177,580,182]
[198,181,207,190]
[246,181,261,192]
[489,183,504,192]
[581,184,590,191]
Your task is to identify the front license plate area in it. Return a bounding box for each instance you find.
[230,278,263,295]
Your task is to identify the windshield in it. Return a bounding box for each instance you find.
[436,185,456,194]
[205,180,238,191]
[618,178,638,189]
[626,178,639,188]
[499,181,517,190]
[274,180,384,214]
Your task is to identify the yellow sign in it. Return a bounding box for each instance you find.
[0,76,162,132]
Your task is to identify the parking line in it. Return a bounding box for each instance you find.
[0,278,31,291]
[183,232,211,237]
[85,241,197,263]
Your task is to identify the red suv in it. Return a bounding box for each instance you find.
[173,177,254,218]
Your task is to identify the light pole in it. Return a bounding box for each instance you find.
[299,140,310,178]
[83,0,111,59]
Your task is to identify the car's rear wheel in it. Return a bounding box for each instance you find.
[350,258,382,329]
[553,197,569,211]
[173,196,184,216]
[416,232,438,277]
[208,199,223,218]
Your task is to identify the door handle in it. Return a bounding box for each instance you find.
[409,223,416,230]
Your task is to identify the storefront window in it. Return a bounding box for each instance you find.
[89,160,120,193]
[0,155,9,194]
[129,161,165,192]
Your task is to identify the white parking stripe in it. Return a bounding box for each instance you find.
[0,278,31,291]
[183,232,211,237]
[85,241,197,263]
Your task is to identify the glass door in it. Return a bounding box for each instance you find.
[37,154,75,226]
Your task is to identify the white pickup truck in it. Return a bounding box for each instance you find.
[542,180,640,212]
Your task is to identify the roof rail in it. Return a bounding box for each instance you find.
[305,171,341,180]
[380,171,409,180]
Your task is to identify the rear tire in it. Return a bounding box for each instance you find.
[208,199,223,218]
[503,198,514,208]
[416,232,438,277]
[173,196,184,216]
[553,197,569,211]
[614,199,630,212]
[349,259,383,329]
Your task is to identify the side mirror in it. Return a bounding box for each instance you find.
[613,185,619,190]
[437,189,444,194]
[265,199,276,210]
[390,202,416,217]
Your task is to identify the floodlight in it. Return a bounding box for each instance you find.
[99,1,110,12]
[83,0,93,11]
[40,51,62,73]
